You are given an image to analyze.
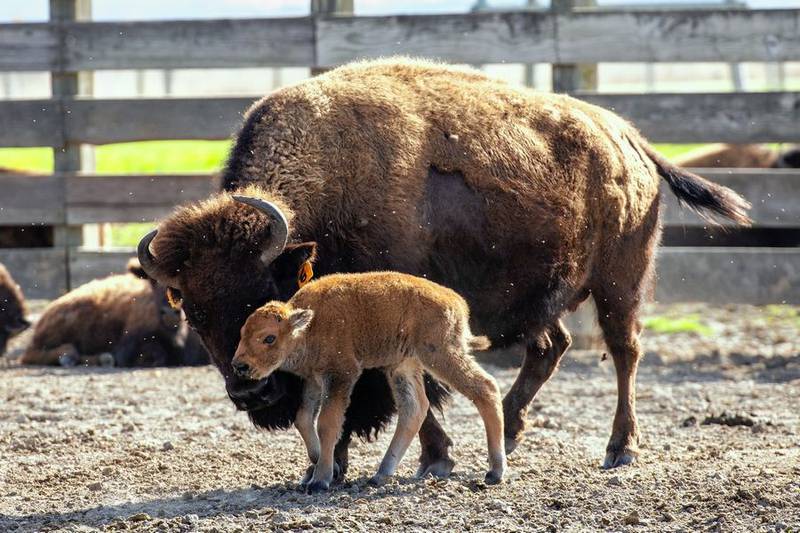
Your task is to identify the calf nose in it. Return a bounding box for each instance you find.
[232,360,250,378]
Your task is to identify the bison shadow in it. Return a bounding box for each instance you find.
[3,476,471,531]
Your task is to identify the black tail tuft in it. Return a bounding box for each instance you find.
[641,143,752,226]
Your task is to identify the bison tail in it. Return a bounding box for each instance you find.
[641,142,752,226]
[468,335,492,352]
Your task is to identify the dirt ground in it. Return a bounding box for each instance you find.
[1,304,798,532]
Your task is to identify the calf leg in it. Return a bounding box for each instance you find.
[502,319,571,453]
[425,346,506,484]
[306,374,356,493]
[371,360,429,486]
[295,379,323,488]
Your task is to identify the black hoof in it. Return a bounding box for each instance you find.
[484,470,504,485]
[305,480,330,494]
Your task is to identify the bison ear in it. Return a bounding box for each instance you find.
[127,258,150,280]
[289,308,314,337]
[269,242,318,297]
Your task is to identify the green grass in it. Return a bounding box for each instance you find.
[642,314,714,336]
[0,140,231,174]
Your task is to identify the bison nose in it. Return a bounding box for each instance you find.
[231,360,251,378]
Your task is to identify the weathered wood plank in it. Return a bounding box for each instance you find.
[582,92,800,144]
[65,174,219,224]
[0,100,63,147]
[0,92,790,147]
[0,174,65,225]
[316,9,800,66]
[661,169,800,228]
[656,248,800,305]
[62,98,254,144]
[2,9,797,72]
[6,246,796,303]
[0,18,313,72]
[0,248,67,299]
[69,249,134,288]
[0,24,57,71]
[556,9,800,63]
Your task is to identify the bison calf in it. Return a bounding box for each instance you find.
[0,263,30,356]
[233,272,505,492]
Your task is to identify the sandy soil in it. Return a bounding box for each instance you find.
[1,304,798,532]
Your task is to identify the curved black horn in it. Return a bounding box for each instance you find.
[232,195,289,265]
[137,229,160,279]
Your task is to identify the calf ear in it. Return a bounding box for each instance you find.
[289,308,314,337]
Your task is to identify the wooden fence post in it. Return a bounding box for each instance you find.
[50,0,93,291]
[311,0,353,76]
[551,0,598,93]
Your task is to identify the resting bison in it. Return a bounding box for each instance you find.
[138,59,750,476]
[21,259,207,367]
[0,262,30,356]
[674,143,800,168]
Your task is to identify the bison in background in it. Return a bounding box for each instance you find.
[0,262,30,356]
[673,143,800,168]
[20,259,207,368]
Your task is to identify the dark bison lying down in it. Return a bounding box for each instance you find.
[0,262,30,356]
[674,143,800,169]
[138,59,750,482]
[21,259,207,368]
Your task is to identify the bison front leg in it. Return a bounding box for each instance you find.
[502,320,571,454]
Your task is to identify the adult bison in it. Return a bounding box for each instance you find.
[0,262,30,356]
[138,59,750,481]
[21,259,207,368]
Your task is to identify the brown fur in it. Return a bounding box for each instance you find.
[20,261,196,367]
[0,262,29,356]
[234,272,504,490]
[142,58,751,473]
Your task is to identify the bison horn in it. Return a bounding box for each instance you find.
[232,195,289,265]
[137,229,161,280]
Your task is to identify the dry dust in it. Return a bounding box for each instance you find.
[1,304,798,532]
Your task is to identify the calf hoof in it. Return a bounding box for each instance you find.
[414,457,455,479]
[305,480,330,494]
[602,448,638,469]
[58,353,78,368]
[98,352,115,367]
[484,469,504,485]
[367,474,387,487]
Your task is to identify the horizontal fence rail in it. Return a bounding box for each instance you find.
[1,9,799,72]
[1,91,798,147]
[0,171,798,226]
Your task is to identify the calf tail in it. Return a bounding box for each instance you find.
[468,335,492,351]
[640,142,752,226]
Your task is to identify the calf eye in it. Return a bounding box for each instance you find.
[264,335,276,345]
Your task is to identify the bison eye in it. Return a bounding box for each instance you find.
[264,335,276,345]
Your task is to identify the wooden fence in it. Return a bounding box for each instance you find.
[0,2,798,303]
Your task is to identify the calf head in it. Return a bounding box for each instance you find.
[136,187,316,416]
[232,302,313,380]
